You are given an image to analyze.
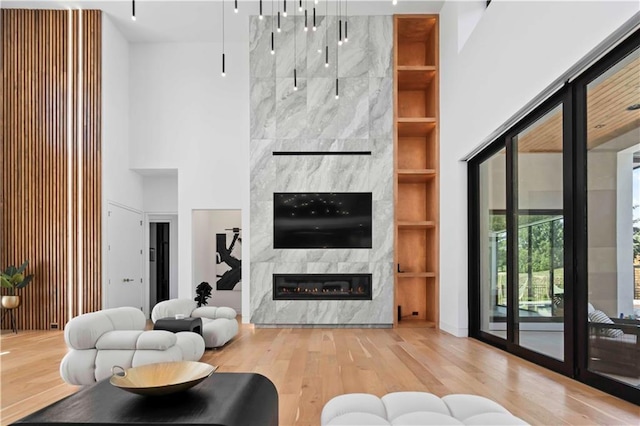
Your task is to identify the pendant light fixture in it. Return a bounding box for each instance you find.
[299,0,303,12]
[304,1,308,32]
[335,0,339,99]
[335,32,339,99]
[312,6,316,31]
[277,0,281,32]
[392,0,397,5]
[293,5,297,91]
[271,0,275,54]
[131,0,136,21]
[234,0,238,13]
[337,0,342,46]
[221,0,226,76]
[324,0,329,67]
[284,0,287,17]
[259,0,263,19]
[344,0,348,42]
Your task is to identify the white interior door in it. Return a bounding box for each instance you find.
[107,203,144,311]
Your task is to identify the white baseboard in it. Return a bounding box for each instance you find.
[440,321,468,337]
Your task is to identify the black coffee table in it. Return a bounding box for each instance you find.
[154,317,203,335]
[13,372,278,425]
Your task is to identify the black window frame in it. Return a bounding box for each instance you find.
[468,29,640,405]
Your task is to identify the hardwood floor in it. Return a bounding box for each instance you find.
[1,324,638,425]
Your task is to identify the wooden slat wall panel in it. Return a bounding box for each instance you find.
[1,9,102,330]
[81,10,102,314]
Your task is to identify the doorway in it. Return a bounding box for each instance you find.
[150,223,170,307]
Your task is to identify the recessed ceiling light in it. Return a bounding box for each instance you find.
[627,103,640,111]
[594,124,606,129]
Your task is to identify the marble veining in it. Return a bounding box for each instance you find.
[250,16,276,79]
[369,78,393,139]
[250,80,276,139]
[276,77,308,138]
[250,15,394,326]
[368,16,393,77]
[273,16,308,78]
[337,17,369,78]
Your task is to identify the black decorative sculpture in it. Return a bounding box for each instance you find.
[194,281,213,307]
[216,228,242,291]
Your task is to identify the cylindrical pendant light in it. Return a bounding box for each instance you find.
[271,0,275,54]
[278,11,281,32]
[131,0,136,21]
[324,0,329,67]
[299,0,303,12]
[335,0,339,99]
[293,5,297,90]
[313,7,316,31]
[284,0,287,17]
[392,0,398,5]
[337,0,342,46]
[344,0,348,42]
[221,0,226,76]
[234,0,238,13]
[304,8,308,32]
[260,0,263,19]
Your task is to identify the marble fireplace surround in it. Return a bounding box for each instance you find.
[249,15,394,326]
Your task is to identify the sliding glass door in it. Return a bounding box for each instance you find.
[509,103,568,363]
[580,43,640,392]
[470,30,639,404]
[477,150,507,340]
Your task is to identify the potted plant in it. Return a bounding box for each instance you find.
[1,260,34,309]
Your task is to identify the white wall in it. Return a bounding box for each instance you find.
[129,39,250,317]
[143,175,178,213]
[102,14,144,308]
[439,0,638,336]
[102,15,143,211]
[456,0,486,51]
[192,210,242,313]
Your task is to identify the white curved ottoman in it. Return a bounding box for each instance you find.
[321,392,529,426]
[152,299,239,348]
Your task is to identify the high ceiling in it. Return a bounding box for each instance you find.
[2,0,445,42]
[517,47,640,153]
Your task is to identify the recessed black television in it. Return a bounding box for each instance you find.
[274,192,372,249]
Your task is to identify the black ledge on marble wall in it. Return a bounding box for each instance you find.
[272,151,372,156]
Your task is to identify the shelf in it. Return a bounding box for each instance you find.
[397,319,436,328]
[398,133,436,170]
[397,221,435,229]
[397,120,436,137]
[397,169,436,183]
[398,69,436,90]
[394,15,439,329]
[397,117,436,124]
[397,65,436,72]
[397,17,437,67]
[397,272,436,278]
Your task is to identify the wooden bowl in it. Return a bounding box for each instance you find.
[110,361,217,396]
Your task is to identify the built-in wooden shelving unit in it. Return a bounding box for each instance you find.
[394,15,439,328]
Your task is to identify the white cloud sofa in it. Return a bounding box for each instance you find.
[60,307,205,385]
[151,299,239,348]
[321,392,529,425]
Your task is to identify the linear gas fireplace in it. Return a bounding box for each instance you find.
[273,274,372,301]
